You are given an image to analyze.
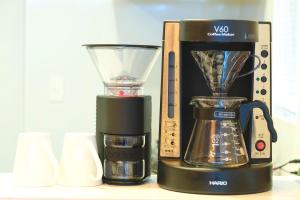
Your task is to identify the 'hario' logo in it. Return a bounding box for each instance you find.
[207,25,235,37]
[209,180,228,186]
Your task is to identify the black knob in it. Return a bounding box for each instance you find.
[261,64,267,70]
[261,50,269,58]
[261,76,267,82]
[260,89,267,95]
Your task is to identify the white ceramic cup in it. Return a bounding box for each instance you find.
[59,132,102,186]
[13,132,58,187]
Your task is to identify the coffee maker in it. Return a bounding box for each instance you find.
[157,20,277,194]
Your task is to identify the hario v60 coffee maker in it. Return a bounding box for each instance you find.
[158,20,278,194]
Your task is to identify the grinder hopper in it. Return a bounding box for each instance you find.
[85,44,161,96]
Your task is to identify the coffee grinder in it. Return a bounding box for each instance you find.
[158,20,278,194]
[84,44,160,184]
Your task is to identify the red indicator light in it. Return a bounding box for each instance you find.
[255,140,266,151]
[119,90,125,96]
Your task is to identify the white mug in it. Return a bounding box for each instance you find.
[13,132,58,187]
[59,132,102,186]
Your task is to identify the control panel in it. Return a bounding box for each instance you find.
[251,22,272,160]
[160,22,181,158]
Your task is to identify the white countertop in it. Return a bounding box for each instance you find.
[0,173,300,200]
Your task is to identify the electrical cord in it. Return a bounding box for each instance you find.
[279,168,297,175]
[273,159,300,170]
[272,159,300,175]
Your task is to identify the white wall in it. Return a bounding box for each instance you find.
[24,0,270,160]
[0,0,25,171]
[271,0,300,169]
[4,0,289,171]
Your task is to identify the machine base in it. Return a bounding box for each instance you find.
[158,160,272,195]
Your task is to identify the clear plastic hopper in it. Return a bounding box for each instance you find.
[84,44,161,96]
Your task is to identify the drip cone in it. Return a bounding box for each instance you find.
[191,50,251,96]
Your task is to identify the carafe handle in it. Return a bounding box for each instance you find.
[240,100,277,142]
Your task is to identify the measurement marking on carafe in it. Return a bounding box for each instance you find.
[223,133,229,137]
[222,158,232,162]
[224,150,231,154]
[210,152,216,156]
[222,142,230,146]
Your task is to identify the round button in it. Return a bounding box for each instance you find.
[260,89,267,95]
[255,140,266,151]
[261,50,269,58]
[261,64,267,70]
[261,76,267,82]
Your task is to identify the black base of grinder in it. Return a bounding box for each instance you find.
[96,95,152,185]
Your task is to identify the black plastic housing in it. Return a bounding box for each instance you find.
[96,96,152,184]
[158,160,272,194]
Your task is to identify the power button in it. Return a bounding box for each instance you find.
[255,140,266,151]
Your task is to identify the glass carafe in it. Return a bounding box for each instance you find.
[184,96,278,168]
